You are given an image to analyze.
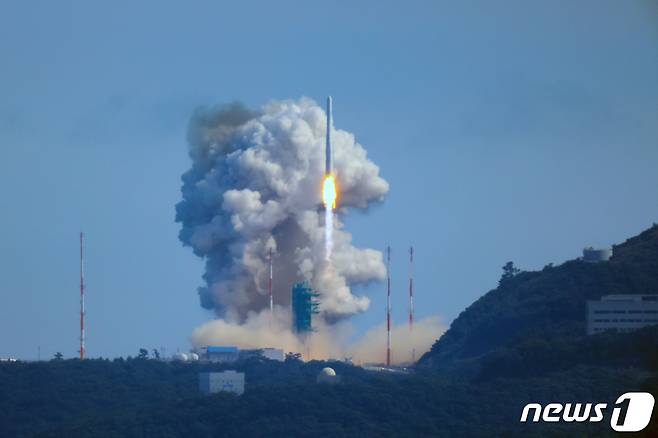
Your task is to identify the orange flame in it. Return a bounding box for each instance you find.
[322,174,337,210]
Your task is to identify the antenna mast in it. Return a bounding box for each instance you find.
[386,246,391,367]
[268,248,274,318]
[409,246,415,362]
[80,232,85,360]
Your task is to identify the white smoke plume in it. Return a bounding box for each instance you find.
[190,308,351,360]
[347,316,446,365]
[176,97,389,324]
[190,311,445,364]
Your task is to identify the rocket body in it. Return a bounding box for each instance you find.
[325,96,333,175]
[321,96,337,213]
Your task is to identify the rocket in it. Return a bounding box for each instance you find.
[325,96,333,175]
[321,96,338,212]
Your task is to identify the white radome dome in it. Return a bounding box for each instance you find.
[317,367,338,384]
[173,352,189,361]
[188,353,200,361]
[321,367,336,376]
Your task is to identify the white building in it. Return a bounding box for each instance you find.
[261,348,284,361]
[582,247,612,263]
[199,370,245,395]
[587,294,658,335]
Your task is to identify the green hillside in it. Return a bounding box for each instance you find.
[2,225,657,437]
[418,224,658,375]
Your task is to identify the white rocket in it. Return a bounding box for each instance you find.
[325,96,333,175]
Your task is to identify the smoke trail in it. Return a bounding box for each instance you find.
[325,205,333,259]
[176,98,389,323]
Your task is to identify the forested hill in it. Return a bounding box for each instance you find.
[417,223,658,372]
[2,225,658,437]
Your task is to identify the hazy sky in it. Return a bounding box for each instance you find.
[1,0,657,359]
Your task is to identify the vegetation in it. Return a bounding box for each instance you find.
[1,356,650,437]
[418,224,658,372]
[2,225,657,436]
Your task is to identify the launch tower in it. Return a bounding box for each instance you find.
[291,281,320,334]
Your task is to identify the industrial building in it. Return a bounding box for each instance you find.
[582,247,612,262]
[259,348,285,361]
[237,348,285,362]
[586,294,658,335]
[202,346,240,362]
[291,281,320,333]
[197,346,284,363]
[199,370,245,395]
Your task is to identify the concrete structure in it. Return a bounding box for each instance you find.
[198,346,284,363]
[199,370,245,395]
[587,294,658,335]
[317,367,338,384]
[583,247,612,262]
[261,348,284,361]
[204,346,240,363]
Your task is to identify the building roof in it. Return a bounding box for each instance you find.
[206,346,239,353]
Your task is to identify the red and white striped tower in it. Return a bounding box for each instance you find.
[409,246,415,362]
[79,232,85,360]
[268,248,273,318]
[386,245,392,367]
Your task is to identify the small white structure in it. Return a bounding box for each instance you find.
[587,294,658,335]
[261,348,284,361]
[582,247,612,263]
[317,367,338,384]
[199,370,245,395]
[173,352,189,362]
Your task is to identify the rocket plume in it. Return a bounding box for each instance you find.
[323,96,337,261]
[323,181,335,260]
[176,97,389,333]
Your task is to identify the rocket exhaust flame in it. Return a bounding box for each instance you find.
[323,175,337,260]
[323,96,338,260]
[322,175,337,210]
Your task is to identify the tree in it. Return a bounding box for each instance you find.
[285,352,302,362]
[53,352,63,360]
[152,349,160,360]
[499,261,520,285]
[138,348,149,359]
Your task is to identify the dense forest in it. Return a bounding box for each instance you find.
[2,225,658,437]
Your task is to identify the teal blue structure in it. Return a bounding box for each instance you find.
[291,281,320,333]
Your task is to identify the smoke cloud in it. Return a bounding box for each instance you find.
[177,97,445,364]
[190,311,445,364]
[190,308,350,360]
[176,97,389,322]
[347,316,446,364]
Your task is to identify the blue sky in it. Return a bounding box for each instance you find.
[1,0,657,359]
